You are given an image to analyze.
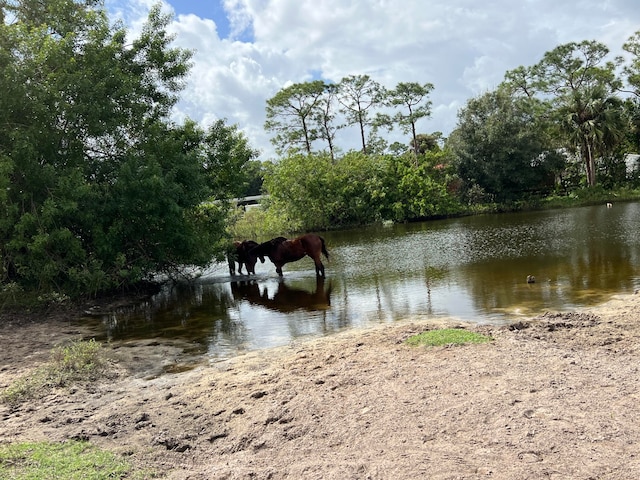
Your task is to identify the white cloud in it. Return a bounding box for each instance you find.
[108,0,640,160]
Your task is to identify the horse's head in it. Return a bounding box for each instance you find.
[249,237,288,266]
[248,242,267,263]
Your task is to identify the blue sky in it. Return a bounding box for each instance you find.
[164,0,233,39]
[165,0,224,22]
[106,0,640,161]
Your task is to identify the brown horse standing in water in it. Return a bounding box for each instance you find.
[250,234,330,277]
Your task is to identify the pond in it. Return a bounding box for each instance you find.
[84,201,640,368]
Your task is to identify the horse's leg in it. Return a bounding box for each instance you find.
[311,254,325,277]
[228,255,236,275]
[275,263,284,276]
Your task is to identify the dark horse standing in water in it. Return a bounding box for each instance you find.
[251,234,330,277]
[227,240,259,275]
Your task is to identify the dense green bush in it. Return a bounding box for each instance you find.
[262,150,462,230]
[0,2,253,296]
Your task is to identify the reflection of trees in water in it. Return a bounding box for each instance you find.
[98,281,246,352]
[567,246,637,291]
[460,244,640,316]
[96,277,339,357]
[366,265,448,322]
[453,204,640,316]
[424,266,448,315]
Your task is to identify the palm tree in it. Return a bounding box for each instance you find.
[558,84,625,186]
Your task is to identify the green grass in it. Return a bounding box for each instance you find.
[406,328,492,347]
[540,187,640,210]
[0,441,133,479]
[1,339,109,406]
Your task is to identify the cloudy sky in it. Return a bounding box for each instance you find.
[105,0,640,160]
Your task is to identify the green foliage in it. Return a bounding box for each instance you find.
[0,1,250,296]
[337,75,385,154]
[265,80,327,155]
[229,206,297,240]
[383,82,435,157]
[265,75,407,158]
[262,150,462,230]
[449,87,563,203]
[327,151,382,225]
[242,160,267,197]
[380,151,462,221]
[623,30,640,95]
[50,339,102,378]
[504,40,625,187]
[203,119,260,199]
[406,329,492,347]
[262,153,335,230]
[413,132,443,154]
[2,339,108,406]
[0,441,136,480]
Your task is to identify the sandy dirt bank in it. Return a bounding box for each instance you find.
[2,292,640,479]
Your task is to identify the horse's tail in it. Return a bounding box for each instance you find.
[320,236,330,260]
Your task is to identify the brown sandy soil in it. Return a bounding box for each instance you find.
[2,292,640,479]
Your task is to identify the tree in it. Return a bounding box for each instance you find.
[623,30,640,97]
[312,83,343,161]
[622,31,640,153]
[0,1,240,295]
[385,82,434,162]
[413,132,443,154]
[557,83,626,186]
[330,152,387,225]
[202,119,259,199]
[241,160,267,197]
[264,80,326,155]
[337,75,384,154]
[380,150,459,221]
[449,87,562,203]
[262,149,461,228]
[505,40,624,186]
[262,153,335,230]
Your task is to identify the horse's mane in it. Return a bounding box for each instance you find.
[270,236,287,245]
[251,236,287,256]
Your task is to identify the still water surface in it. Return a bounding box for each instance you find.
[87,202,640,364]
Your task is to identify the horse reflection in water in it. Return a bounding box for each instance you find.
[231,277,331,313]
